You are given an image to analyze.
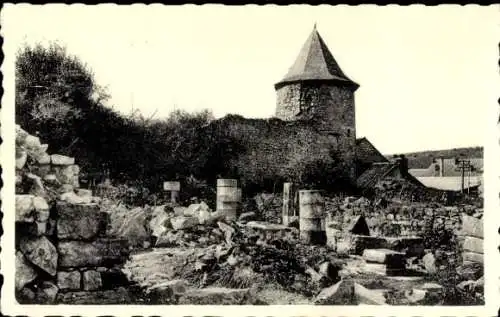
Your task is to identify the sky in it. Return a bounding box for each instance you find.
[3,4,499,154]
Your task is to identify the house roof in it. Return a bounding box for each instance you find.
[355,137,389,166]
[275,25,358,90]
[356,163,398,189]
[416,176,482,191]
[408,157,483,177]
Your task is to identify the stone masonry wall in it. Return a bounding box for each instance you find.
[275,82,356,179]
[15,125,130,304]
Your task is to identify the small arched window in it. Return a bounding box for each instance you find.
[346,129,351,137]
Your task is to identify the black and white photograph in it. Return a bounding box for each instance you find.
[1,4,499,315]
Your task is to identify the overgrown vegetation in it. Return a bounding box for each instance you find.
[16,43,351,201]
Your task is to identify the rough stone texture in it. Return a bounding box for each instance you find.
[354,283,386,305]
[362,249,405,268]
[15,251,38,291]
[50,154,75,165]
[16,194,35,222]
[55,287,132,304]
[462,252,484,264]
[35,281,59,304]
[58,238,130,268]
[275,83,356,179]
[147,279,188,303]
[107,206,149,247]
[19,236,57,276]
[177,287,252,305]
[423,253,437,274]
[56,201,106,240]
[171,216,199,230]
[463,236,483,254]
[82,270,103,291]
[57,271,81,290]
[461,214,483,238]
[314,279,356,305]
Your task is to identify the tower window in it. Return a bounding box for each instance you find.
[347,129,351,137]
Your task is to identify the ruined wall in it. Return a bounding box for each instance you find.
[209,116,354,191]
[15,125,130,304]
[275,82,356,179]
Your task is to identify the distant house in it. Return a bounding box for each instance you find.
[356,154,423,191]
[408,157,483,193]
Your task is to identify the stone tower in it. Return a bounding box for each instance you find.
[275,25,359,179]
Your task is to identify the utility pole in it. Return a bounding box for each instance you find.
[455,158,471,194]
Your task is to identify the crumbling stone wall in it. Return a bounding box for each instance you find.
[209,115,354,192]
[15,125,130,304]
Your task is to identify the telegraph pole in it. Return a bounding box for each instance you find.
[455,159,471,194]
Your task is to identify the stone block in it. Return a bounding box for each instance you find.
[37,152,51,165]
[423,253,437,274]
[56,201,107,240]
[51,154,75,165]
[35,281,59,304]
[83,270,102,291]
[383,236,425,257]
[362,249,406,268]
[19,236,57,276]
[463,236,483,254]
[16,251,38,291]
[461,214,483,238]
[462,252,483,264]
[16,194,35,222]
[354,283,386,305]
[16,149,27,170]
[351,235,386,255]
[170,216,199,230]
[58,238,130,268]
[147,279,188,303]
[57,271,81,290]
[313,280,356,305]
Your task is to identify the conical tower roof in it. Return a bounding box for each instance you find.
[275,25,358,90]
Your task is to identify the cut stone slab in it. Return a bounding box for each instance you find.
[461,214,483,238]
[58,238,130,268]
[313,279,356,305]
[57,271,81,291]
[462,236,483,254]
[354,283,386,305]
[16,195,35,222]
[35,281,59,304]
[170,216,199,230]
[177,287,252,305]
[246,221,289,231]
[462,252,484,264]
[362,249,405,267]
[83,270,103,291]
[77,189,93,197]
[51,154,75,165]
[15,251,38,291]
[19,236,57,276]
[57,202,107,240]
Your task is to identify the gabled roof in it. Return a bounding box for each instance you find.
[275,25,358,90]
[356,137,389,165]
